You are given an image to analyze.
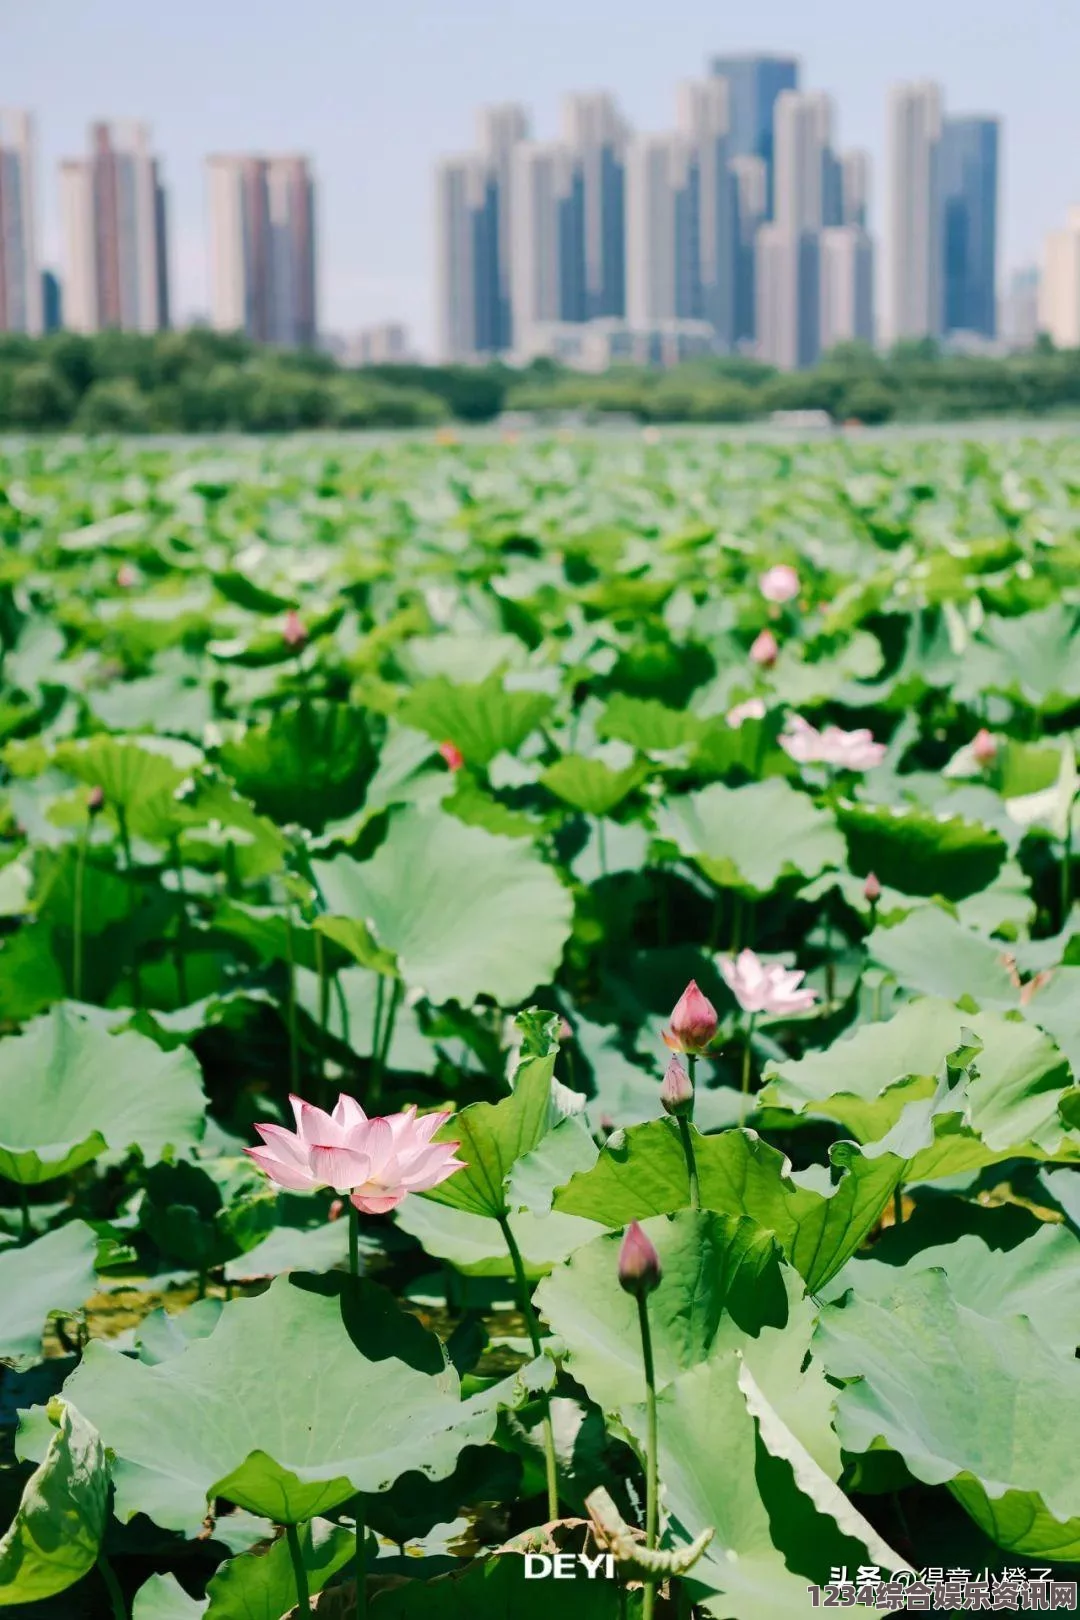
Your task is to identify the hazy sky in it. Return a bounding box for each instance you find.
[4,0,1079,352]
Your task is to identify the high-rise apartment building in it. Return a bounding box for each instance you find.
[625,133,691,325]
[820,227,875,350]
[884,82,943,344]
[840,150,871,229]
[0,110,43,335]
[756,90,835,369]
[561,93,627,320]
[708,54,799,217]
[1001,266,1040,351]
[207,155,316,348]
[1040,209,1080,349]
[729,154,767,346]
[435,106,528,360]
[940,116,1000,338]
[674,79,735,349]
[510,142,583,345]
[60,121,169,334]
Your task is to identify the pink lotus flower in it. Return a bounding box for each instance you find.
[245,1094,466,1214]
[780,715,886,771]
[116,563,138,589]
[660,1055,693,1118]
[87,785,105,815]
[973,728,997,766]
[283,609,307,649]
[759,564,800,604]
[727,697,767,729]
[439,741,464,771]
[750,628,779,668]
[720,949,819,1017]
[618,1221,662,1296]
[662,980,719,1054]
[863,871,881,903]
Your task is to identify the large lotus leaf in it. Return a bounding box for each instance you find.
[61,1275,503,1530]
[954,602,1080,712]
[835,801,1006,901]
[422,1012,560,1219]
[596,692,703,754]
[202,1515,354,1620]
[394,1196,599,1278]
[399,674,552,767]
[0,1004,207,1185]
[552,1123,902,1292]
[0,1221,98,1359]
[659,778,843,896]
[1022,966,1080,1074]
[823,1225,1080,1356]
[87,672,214,738]
[867,907,1019,1008]
[132,1573,208,1618]
[313,809,572,1006]
[1004,739,1078,842]
[0,1399,109,1606]
[814,1268,1080,1559]
[540,752,647,816]
[535,1211,790,1408]
[215,702,378,831]
[50,734,204,843]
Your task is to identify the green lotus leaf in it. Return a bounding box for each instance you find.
[132,1572,208,1618]
[0,1221,98,1361]
[215,701,378,831]
[659,778,844,896]
[540,752,647,816]
[836,801,1006,901]
[399,674,553,767]
[867,907,1019,1007]
[313,809,572,1006]
[0,1004,207,1186]
[201,1515,354,1620]
[0,1399,109,1605]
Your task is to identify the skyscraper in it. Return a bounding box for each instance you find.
[675,79,736,350]
[708,54,799,216]
[1002,266,1040,351]
[756,90,834,369]
[625,133,691,325]
[561,93,627,319]
[820,227,875,350]
[0,110,43,335]
[840,151,871,229]
[940,116,1000,338]
[509,142,583,346]
[60,121,169,334]
[729,154,767,346]
[1040,209,1080,349]
[207,155,317,348]
[885,82,944,344]
[477,103,530,349]
[435,107,528,360]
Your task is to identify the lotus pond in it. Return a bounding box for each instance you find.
[2,432,1080,1618]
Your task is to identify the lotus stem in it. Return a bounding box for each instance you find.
[741,1014,757,1096]
[676,1118,700,1212]
[375,977,403,1087]
[893,1187,904,1227]
[498,1213,559,1521]
[285,908,300,1092]
[348,1200,360,1278]
[285,1522,311,1614]
[637,1289,659,1620]
[115,806,141,1010]
[72,817,90,1000]
[370,972,386,1103]
[315,929,331,1108]
[823,905,835,1011]
[596,816,608,880]
[1062,815,1074,931]
[353,1494,368,1620]
[18,1186,31,1246]
[97,1553,126,1620]
[170,835,189,1006]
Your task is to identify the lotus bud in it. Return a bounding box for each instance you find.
[439,741,464,771]
[558,1016,573,1042]
[863,871,881,904]
[618,1221,662,1297]
[282,609,307,649]
[87,785,105,815]
[660,1055,693,1119]
[750,628,779,669]
[662,980,719,1055]
[116,563,137,589]
[973,728,997,766]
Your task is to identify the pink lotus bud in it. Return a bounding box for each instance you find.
[973,728,997,766]
[759,564,800,604]
[598,1113,616,1136]
[750,628,779,669]
[116,563,137,589]
[558,1017,573,1042]
[328,1198,345,1221]
[87,785,105,815]
[863,871,881,904]
[618,1221,661,1296]
[660,1055,693,1119]
[439,741,464,771]
[662,980,719,1054]
[283,609,307,649]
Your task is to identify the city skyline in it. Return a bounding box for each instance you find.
[3,0,1079,351]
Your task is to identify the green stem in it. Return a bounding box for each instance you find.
[116,807,141,1010]
[730,892,743,953]
[97,1552,126,1620]
[353,1493,368,1620]
[499,1213,559,1521]
[893,1187,904,1228]
[348,1200,360,1278]
[823,905,835,1012]
[285,1522,311,1614]
[741,1013,757,1095]
[285,909,300,1093]
[315,929,330,1107]
[73,818,90,1000]
[376,978,403,1081]
[637,1291,659,1620]
[18,1185,31,1246]
[1062,814,1074,931]
[370,972,386,1100]
[596,816,608,880]
[170,835,189,1005]
[676,1118,700,1211]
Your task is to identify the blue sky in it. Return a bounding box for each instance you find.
[4,0,1079,352]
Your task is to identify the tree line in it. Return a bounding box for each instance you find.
[1,328,1080,433]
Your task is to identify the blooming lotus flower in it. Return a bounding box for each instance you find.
[973,728,997,766]
[439,741,464,771]
[660,1055,693,1119]
[727,697,766,729]
[759,564,800,604]
[720,949,819,1017]
[283,609,307,649]
[750,628,779,668]
[780,715,886,771]
[618,1221,662,1296]
[245,1094,465,1214]
[662,980,719,1054]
